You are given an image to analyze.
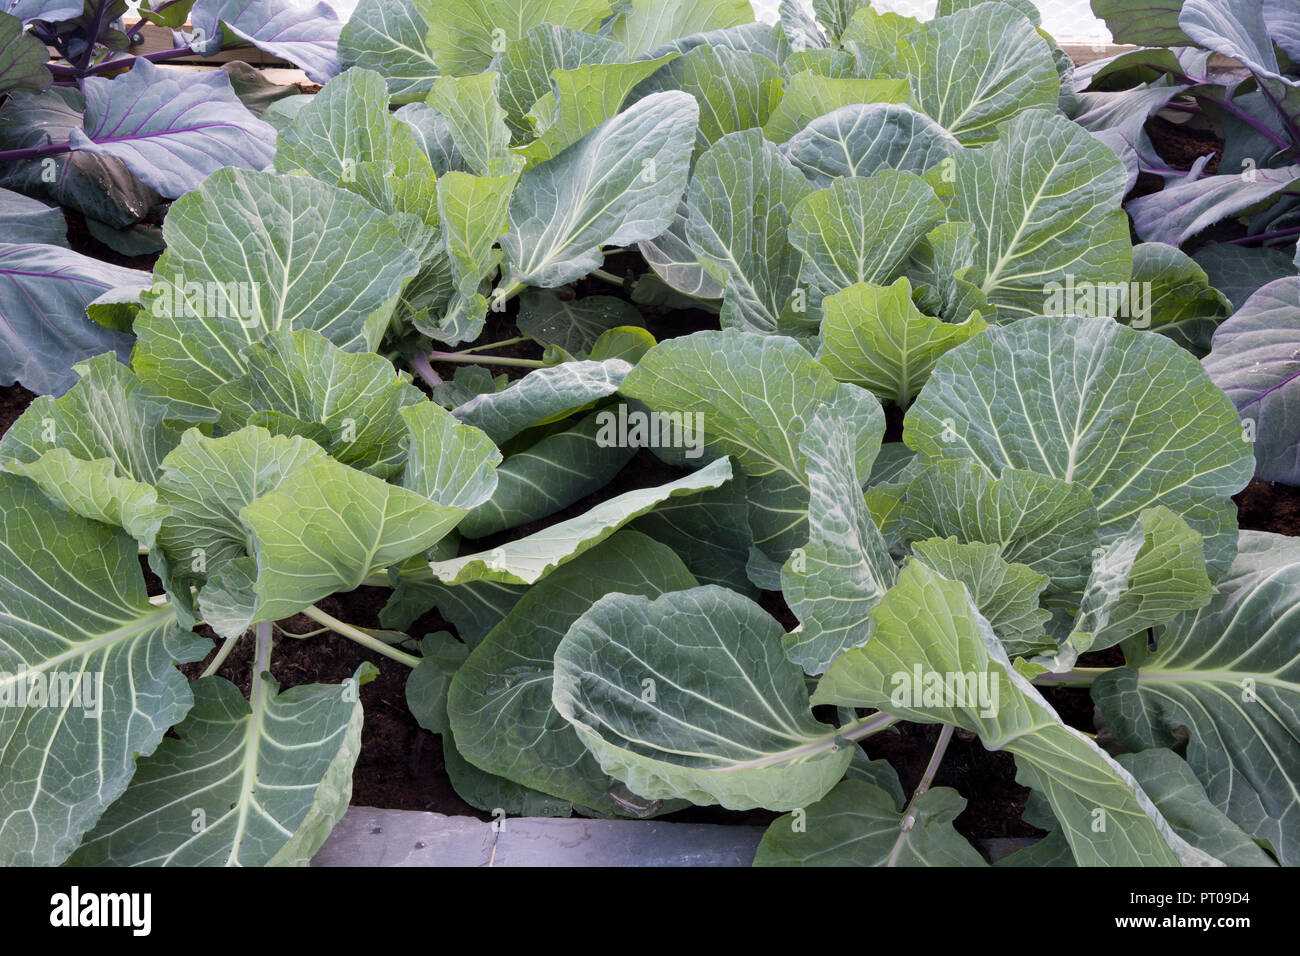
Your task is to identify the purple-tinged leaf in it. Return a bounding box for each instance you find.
[68,59,277,198]
[1128,164,1300,246]
[1180,0,1300,87]
[0,187,66,245]
[2,0,82,22]
[1203,276,1300,483]
[1072,85,1191,180]
[0,241,149,395]
[1266,0,1300,62]
[0,88,160,229]
[190,0,342,83]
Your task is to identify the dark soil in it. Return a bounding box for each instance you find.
[1235,479,1300,537]
[1129,112,1247,247]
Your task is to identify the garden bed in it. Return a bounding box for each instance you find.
[3,0,1297,870]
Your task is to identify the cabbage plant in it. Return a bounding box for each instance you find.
[0,0,1295,868]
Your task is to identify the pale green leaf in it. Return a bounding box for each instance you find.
[818,278,986,407]
[134,168,420,419]
[501,90,698,288]
[447,531,696,813]
[69,671,364,866]
[425,456,732,585]
[553,584,854,810]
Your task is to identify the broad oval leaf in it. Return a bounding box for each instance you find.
[447,531,697,814]
[783,103,961,188]
[936,109,1132,323]
[500,90,698,288]
[133,168,421,419]
[622,328,885,559]
[69,60,277,199]
[338,0,440,102]
[0,474,206,866]
[818,278,987,407]
[904,315,1255,577]
[893,2,1059,146]
[553,584,854,811]
[70,671,364,866]
[684,129,815,333]
[1093,531,1300,866]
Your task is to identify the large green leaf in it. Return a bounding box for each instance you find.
[631,470,756,595]
[637,204,724,301]
[424,456,732,585]
[448,531,696,814]
[787,172,944,330]
[0,354,180,547]
[761,72,909,144]
[0,474,206,866]
[452,358,631,444]
[458,409,635,538]
[519,56,679,167]
[754,780,986,866]
[133,168,420,419]
[622,329,885,559]
[684,130,816,333]
[1060,507,1213,662]
[904,315,1255,578]
[426,73,518,177]
[1117,749,1278,867]
[1127,242,1232,356]
[892,2,1059,146]
[1093,531,1300,866]
[899,459,1101,596]
[553,584,854,810]
[431,168,519,346]
[934,110,1131,322]
[273,67,439,221]
[427,0,612,77]
[782,103,961,188]
[210,330,424,480]
[610,0,753,57]
[240,407,498,620]
[633,44,782,154]
[909,536,1051,659]
[501,91,698,288]
[155,427,328,609]
[493,23,627,140]
[815,561,1212,866]
[818,279,986,407]
[338,0,440,102]
[69,670,364,866]
[781,408,895,674]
